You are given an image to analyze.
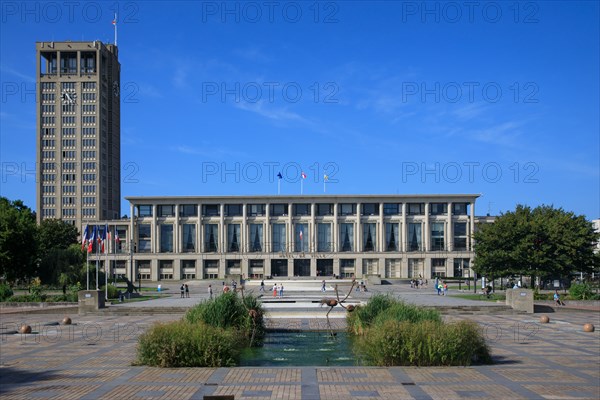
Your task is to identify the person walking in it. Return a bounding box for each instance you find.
[321,280,326,292]
[443,282,448,296]
[554,290,566,306]
[185,284,190,298]
[180,284,185,298]
[273,283,277,298]
[278,283,284,298]
[208,284,213,299]
[260,280,265,292]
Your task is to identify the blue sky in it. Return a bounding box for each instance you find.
[1,1,598,219]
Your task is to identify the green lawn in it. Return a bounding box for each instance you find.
[451,293,505,302]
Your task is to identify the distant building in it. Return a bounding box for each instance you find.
[86,194,486,282]
[36,41,121,228]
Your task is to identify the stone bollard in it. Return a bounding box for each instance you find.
[62,316,72,325]
[539,315,550,323]
[19,325,32,334]
[583,323,595,332]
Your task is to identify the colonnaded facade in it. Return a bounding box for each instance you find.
[87,194,486,282]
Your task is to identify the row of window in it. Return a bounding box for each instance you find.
[137,202,471,218]
[40,82,95,91]
[136,222,469,254]
[132,258,471,280]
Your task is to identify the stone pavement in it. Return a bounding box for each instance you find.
[1,281,599,399]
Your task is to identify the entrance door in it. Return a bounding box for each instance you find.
[271,259,288,277]
[294,259,311,276]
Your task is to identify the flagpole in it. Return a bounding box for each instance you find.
[301,178,303,195]
[96,225,99,290]
[86,249,89,290]
[105,225,108,301]
[114,13,117,46]
[278,178,280,195]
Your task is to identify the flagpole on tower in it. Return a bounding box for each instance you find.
[113,13,118,46]
[277,172,282,195]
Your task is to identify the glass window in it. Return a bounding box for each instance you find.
[362,203,379,216]
[271,204,288,217]
[203,204,220,217]
[227,224,241,252]
[385,223,399,252]
[453,222,467,250]
[138,224,151,252]
[431,222,445,251]
[179,204,197,217]
[294,223,308,252]
[408,223,422,251]
[430,203,448,215]
[383,203,400,215]
[158,205,175,217]
[362,223,377,252]
[316,203,333,216]
[160,224,173,252]
[137,205,152,217]
[339,203,356,216]
[293,204,310,216]
[453,203,468,215]
[408,203,424,215]
[204,224,218,252]
[249,224,263,252]
[272,223,286,252]
[317,223,332,252]
[182,224,196,252]
[248,204,265,216]
[454,258,470,277]
[340,223,354,252]
[225,204,242,216]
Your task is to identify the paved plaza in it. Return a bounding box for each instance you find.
[1,281,599,399]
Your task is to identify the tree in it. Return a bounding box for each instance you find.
[0,197,38,282]
[37,218,79,258]
[473,205,600,282]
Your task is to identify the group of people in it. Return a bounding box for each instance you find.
[410,278,428,289]
[179,284,190,298]
[272,283,284,298]
[436,281,448,296]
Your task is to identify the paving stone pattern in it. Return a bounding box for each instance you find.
[1,284,599,399]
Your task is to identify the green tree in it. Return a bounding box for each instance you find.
[0,197,38,282]
[36,219,80,285]
[474,205,599,282]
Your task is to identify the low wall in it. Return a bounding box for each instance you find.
[506,288,534,313]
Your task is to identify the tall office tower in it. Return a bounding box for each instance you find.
[36,41,120,229]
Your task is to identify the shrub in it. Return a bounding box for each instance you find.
[347,294,440,335]
[103,284,119,299]
[569,283,594,300]
[0,283,14,301]
[184,291,264,346]
[372,303,441,328]
[347,294,395,335]
[354,319,492,366]
[136,320,240,367]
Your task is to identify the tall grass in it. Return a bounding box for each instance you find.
[184,291,264,345]
[347,294,491,366]
[347,294,440,335]
[136,320,240,367]
[354,319,492,366]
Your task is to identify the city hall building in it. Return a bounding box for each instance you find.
[97,194,480,282]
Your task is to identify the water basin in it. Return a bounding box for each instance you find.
[240,330,359,366]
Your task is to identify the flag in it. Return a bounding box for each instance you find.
[301,172,307,179]
[102,224,108,253]
[81,225,89,250]
[277,172,283,179]
[88,226,96,253]
[299,229,303,241]
[112,13,117,25]
[115,228,120,244]
[324,174,329,181]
